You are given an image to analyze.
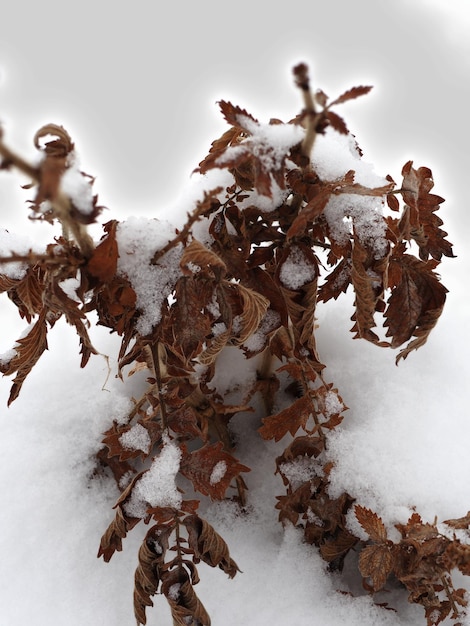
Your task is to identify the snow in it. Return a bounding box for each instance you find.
[279,245,317,289]
[116,217,182,336]
[60,159,95,216]
[119,423,151,454]
[216,116,304,175]
[0,229,34,279]
[124,436,183,518]
[209,460,227,485]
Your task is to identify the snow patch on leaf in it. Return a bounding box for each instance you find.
[123,439,182,518]
[119,423,151,454]
[116,217,182,336]
[0,229,35,279]
[279,245,317,290]
[209,461,227,485]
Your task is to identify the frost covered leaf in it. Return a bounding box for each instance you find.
[355,505,388,543]
[184,514,240,577]
[102,420,162,462]
[180,442,250,500]
[198,100,303,197]
[358,544,393,591]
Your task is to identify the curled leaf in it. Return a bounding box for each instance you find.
[184,514,240,577]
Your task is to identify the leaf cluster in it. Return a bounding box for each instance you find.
[0,63,465,625]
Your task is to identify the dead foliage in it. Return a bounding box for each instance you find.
[0,62,464,625]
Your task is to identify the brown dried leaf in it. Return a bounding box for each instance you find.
[350,237,382,344]
[0,310,49,405]
[286,186,331,239]
[169,276,213,360]
[385,254,447,361]
[319,528,359,563]
[134,524,171,625]
[184,514,240,577]
[355,505,388,543]
[318,258,352,303]
[98,502,141,562]
[230,282,269,346]
[180,442,250,500]
[400,161,453,261]
[326,110,349,135]
[161,568,211,626]
[34,123,74,157]
[359,544,393,591]
[259,394,312,442]
[97,472,143,562]
[87,220,118,283]
[197,127,243,174]
[180,239,227,279]
[329,85,373,107]
[218,100,258,128]
[444,512,470,530]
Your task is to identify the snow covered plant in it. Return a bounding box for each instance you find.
[0,62,467,626]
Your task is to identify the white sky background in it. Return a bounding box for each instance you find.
[1,2,470,625]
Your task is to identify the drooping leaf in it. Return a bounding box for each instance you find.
[0,310,49,405]
[184,514,240,577]
[133,524,172,625]
[400,161,454,261]
[385,253,447,361]
[161,567,211,626]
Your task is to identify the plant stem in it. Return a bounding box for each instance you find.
[150,342,169,431]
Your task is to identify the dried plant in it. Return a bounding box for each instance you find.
[0,62,465,625]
